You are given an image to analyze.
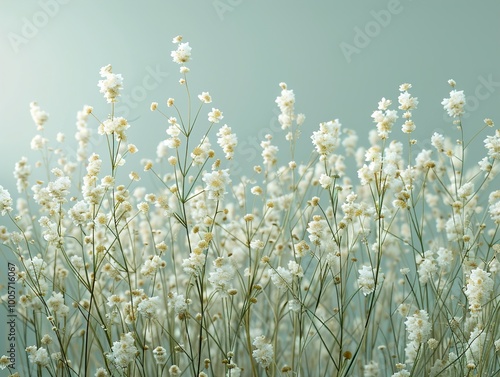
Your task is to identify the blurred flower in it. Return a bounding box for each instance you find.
[252,335,273,368]
[0,186,13,215]
[208,108,223,123]
[30,102,48,130]
[198,92,212,103]
[26,346,50,367]
[217,124,237,160]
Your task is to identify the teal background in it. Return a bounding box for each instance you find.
[1,0,500,372]
[1,0,500,191]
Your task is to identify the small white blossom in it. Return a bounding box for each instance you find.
[269,266,292,290]
[398,90,418,111]
[464,268,494,315]
[30,102,49,130]
[0,186,13,215]
[98,117,130,141]
[167,292,191,319]
[466,326,486,366]
[202,169,231,200]
[171,42,192,64]
[208,257,237,296]
[208,108,223,123]
[107,333,137,368]
[358,265,377,296]
[137,296,161,319]
[217,124,237,160]
[442,89,465,118]
[311,120,342,157]
[153,346,168,365]
[26,345,50,367]
[484,129,500,159]
[405,310,431,344]
[98,64,123,103]
[252,335,274,368]
[198,92,212,103]
[372,106,398,139]
[47,292,69,317]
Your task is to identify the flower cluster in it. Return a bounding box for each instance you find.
[252,335,274,368]
[0,37,498,377]
[441,89,466,118]
[97,64,123,103]
[216,124,238,160]
[464,268,494,315]
[171,35,192,65]
[404,310,432,363]
[107,332,138,368]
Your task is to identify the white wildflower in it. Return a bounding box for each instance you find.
[30,102,49,130]
[208,108,223,123]
[0,186,13,215]
[47,292,69,317]
[202,169,231,200]
[98,117,130,141]
[167,292,191,319]
[358,265,377,296]
[98,64,123,103]
[405,310,431,344]
[261,136,279,166]
[208,257,237,296]
[153,346,168,365]
[30,134,48,150]
[26,345,50,367]
[488,190,500,224]
[252,335,274,368]
[466,326,486,366]
[311,119,342,157]
[436,247,454,270]
[417,251,437,284]
[371,107,398,139]
[191,137,212,165]
[107,332,137,368]
[198,91,212,103]
[441,89,465,118]
[140,255,166,277]
[464,268,494,315]
[14,157,31,193]
[216,124,237,160]
[171,42,192,64]
[137,296,161,319]
[457,182,474,199]
[484,129,500,159]
[398,90,418,111]
[269,266,292,290]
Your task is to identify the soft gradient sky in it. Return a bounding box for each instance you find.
[1,1,500,195]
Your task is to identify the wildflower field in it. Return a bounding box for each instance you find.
[0,36,499,376]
